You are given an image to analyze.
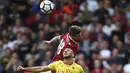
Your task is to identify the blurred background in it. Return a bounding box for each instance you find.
[0,0,130,73]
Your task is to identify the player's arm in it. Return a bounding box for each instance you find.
[45,33,67,45]
[49,36,60,43]
[45,36,60,45]
[17,66,51,72]
[17,61,58,72]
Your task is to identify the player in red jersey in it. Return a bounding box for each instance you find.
[45,25,82,61]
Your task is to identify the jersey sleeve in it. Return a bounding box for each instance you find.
[79,66,85,73]
[47,61,60,70]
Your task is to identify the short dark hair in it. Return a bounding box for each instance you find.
[69,25,82,37]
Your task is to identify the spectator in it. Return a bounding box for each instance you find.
[118,0,129,9]
[125,18,130,32]
[103,60,122,73]
[50,1,63,24]
[99,41,111,60]
[0,64,3,73]
[124,33,130,52]
[116,41,128,65]
[123,57,130,73]
[94,2,108,24]
[90,41,100,61]
[30,13,42,32]
[23,59,34,73]
[111,21,125,42]
[112,6,126,25]
[62,0,78,15]
[77,53,89,73]
[125,4,130,19]
[91,60,104,73]
[0,14,7,31]
[104,0,115,16]
[79,2,93,22]
[0,40,4,58]
[5,53,22,73]
[96,32,108,42]
[17,34,31,61]
[30,32,37,43]
[86,0,99,12]
[102,17,117,37]
[44,51,52,64]
[0,48,12,68]
[91,41,99,52]
[60,21,68,34]
[110,35,119,49]
[12,18,25,34]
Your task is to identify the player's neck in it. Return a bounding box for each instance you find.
[63,59,73,65]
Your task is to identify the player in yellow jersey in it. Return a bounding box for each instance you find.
[17,48,85,73]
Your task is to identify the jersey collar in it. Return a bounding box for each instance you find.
[63,61,74,65]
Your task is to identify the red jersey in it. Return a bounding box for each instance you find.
[52,33,79,61]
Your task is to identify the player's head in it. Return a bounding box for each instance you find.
[69,25,82,42]
[63,48,74,59]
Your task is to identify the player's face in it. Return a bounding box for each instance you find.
[63,48,73,58]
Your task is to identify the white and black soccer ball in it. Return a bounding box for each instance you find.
[40,0,54,14]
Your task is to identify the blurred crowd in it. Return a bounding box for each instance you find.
[0,0,130,73]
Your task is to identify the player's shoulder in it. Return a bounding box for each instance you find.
[73,63,85,73]
[54,60,63,64]
[57,60,63,63]
[73,63,83,69]
[60,33,69,39]
[50,60,63,66]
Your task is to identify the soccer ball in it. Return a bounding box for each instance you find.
[40,0,54,14]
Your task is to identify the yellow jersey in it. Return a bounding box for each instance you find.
[48,60,85,73]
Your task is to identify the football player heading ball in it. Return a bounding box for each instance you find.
[45,25,83,61]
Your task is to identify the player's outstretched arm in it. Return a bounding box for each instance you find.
[17,66,51,72]
[45,36,60,45]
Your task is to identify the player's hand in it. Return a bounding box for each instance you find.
[44,41,51,46]
[17,66,25,71]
